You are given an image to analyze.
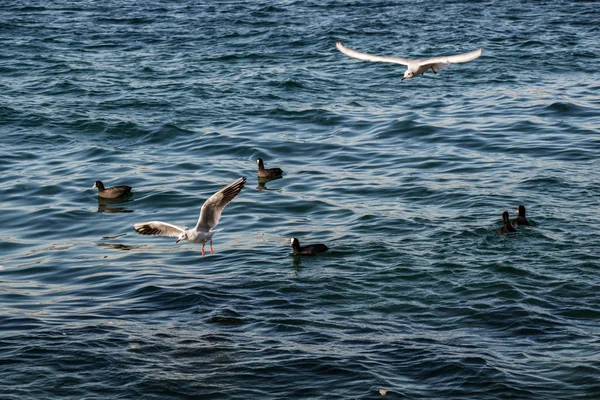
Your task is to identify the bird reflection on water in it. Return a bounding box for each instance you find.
[97,197,133,213]
[256,176,284,191]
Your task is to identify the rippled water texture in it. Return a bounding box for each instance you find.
[1,1,599,398]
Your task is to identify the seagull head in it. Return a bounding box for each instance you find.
[401,70,415,81]
[176,232,188,243]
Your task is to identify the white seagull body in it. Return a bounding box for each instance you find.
[133,177,246,255]
[336,41,482,80]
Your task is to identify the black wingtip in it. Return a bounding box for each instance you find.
[221,177,247,200]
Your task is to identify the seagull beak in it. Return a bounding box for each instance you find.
[175,239,181,243]
[401,77,406,81]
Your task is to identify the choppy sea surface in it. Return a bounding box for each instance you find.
[1,1,599,398]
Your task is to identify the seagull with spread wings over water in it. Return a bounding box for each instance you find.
[336,41,482,80]
[133,177,246,255]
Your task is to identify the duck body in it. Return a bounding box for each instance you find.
[93,181,132,199]
[290,237,328,255]
[498,211,517,235]
[257,158,283,179]
[511,205,529,226]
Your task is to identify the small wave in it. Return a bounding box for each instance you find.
[542,101,597,118]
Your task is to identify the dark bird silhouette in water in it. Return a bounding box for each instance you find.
[290,237,328,255]
[512,205,530,226]
[498,211,517,235]
[257,158,283,179]
[93,181,132,199]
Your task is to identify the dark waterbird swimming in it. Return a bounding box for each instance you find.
[290,237,329,255]
[512,205,530,226]
[498,211,517,235]
[92,181,132,199]
[257,158,283,179]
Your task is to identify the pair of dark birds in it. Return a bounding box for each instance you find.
[92,158,329,256]
[498,205,530,234]
[259,158,328,255]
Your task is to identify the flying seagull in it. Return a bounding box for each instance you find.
[336,41,482,80]
[133,177,247,255]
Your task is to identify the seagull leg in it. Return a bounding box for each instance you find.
[201,244,205,256]
[210,239,214,254]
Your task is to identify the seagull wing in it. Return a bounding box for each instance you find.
[417,48,483,70]
[336,41,411,65]
[133,221,186,237]
[195,177,247,232]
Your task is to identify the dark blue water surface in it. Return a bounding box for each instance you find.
[1,0,599,398]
